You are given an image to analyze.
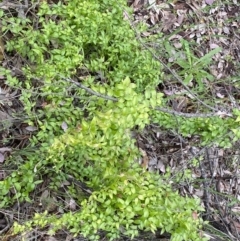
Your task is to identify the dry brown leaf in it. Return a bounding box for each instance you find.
[192,211,198,220]
[172,96,188,111]
[139,148,149,169]
[216,92,225,99]
[177,14,185,25]
[25,126,38,132]
[205,0,215,5]
[131,0,145,11]
[161,12,176,32]
[209,43,220,49]
[157,159,165,173]
[194,189,204,197]
[216,180,225,193]
[0,147,11,153]
[149,11,159,25]
[0,153,4,163]
[148,157,158,171]
[68,198,77,211]
[230,220,240,233]
[65,234,73,241]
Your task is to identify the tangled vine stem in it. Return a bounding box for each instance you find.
[63,77,232,118]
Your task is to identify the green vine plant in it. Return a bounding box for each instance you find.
[11,78,205,240]
[0,0,240,241]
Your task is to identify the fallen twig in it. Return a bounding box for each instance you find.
[63,77,231,118]
[63,77,118,102]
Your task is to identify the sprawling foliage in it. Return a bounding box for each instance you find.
[4,0,240,240]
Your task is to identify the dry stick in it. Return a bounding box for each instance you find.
[154,107,222,118]
[64,77,226,118]
[63,77,118,102]
[123,10,220,113]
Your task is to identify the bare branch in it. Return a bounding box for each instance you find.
[63,77,118,102]
[63,77,230,118]
[154,107,230,118]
